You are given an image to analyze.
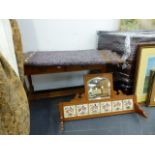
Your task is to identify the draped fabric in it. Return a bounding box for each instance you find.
[10,19,25,83]
[0,20,19,76]
[0,20,30,135]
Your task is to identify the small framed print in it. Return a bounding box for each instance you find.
[101,101,111,113]
[76,104,88,116]
[135,43,155,103]
[112,100,123,112]
[123,99,134,110]
[64,105,76,118]
[147,69,155,106]
[89,103,100,115]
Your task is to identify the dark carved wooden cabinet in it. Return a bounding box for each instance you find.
[97,30,155,94]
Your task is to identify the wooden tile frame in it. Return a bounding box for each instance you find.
[59,94,147,131]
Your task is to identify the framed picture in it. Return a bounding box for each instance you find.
[146,69,155,106]
[120,19,155,31]
[135,43,155,103]
[84,73,114,101]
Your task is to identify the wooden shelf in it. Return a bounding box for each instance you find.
[28,86,84,101]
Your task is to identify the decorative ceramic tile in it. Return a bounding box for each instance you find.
[123,99,134,110]
[76,104,88,116]
[89,103,100,115]
[64,105,76,118]
[101,101,112,113]
[111,100,123,112]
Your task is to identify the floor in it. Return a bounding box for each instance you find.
[30,96,155,135]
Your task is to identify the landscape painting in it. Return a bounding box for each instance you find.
[120,19,155,31]
[143,56,155,94]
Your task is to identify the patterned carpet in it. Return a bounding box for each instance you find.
[30,96,155,135]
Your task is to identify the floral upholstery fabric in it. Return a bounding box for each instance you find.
[0,20,30,135]
[10,19,24,83]
[0,53,30,134]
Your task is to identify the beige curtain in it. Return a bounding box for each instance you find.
[0,20,30,135]
[10,19,25,83]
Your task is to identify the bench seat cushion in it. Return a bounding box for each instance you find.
[24,50,123,67]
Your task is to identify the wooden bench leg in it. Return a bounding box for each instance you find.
[27,75,34,93]
[27,75,34,101]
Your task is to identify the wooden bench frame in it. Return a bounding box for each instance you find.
[24,64,108,101]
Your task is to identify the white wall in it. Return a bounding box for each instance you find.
[17,19,120,90]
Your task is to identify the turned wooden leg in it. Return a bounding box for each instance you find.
[27,75,34,93]
[27,75,34,101]
[59,104,64,131]
[60,117,64,131]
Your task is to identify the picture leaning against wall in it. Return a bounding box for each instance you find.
[120,19,155,31]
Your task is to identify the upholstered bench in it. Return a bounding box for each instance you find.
[24,49,123,100]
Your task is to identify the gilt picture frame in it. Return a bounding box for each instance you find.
[134,43,155,103]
